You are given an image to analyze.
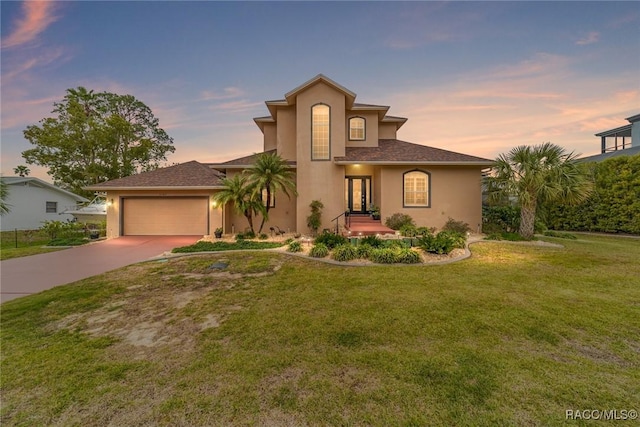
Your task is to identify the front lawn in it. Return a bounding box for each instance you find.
[1,235,638,425]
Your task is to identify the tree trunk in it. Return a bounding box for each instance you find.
[519,202,537,239]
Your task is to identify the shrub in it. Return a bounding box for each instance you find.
[396,248,422,264]
[47,237,88,246]
[287,241,302,252]
[418,231,466,255]
[416,226,435,237]
[244,230,256,239]
[381,239,409,249]
[259,233,268,240]
[307,200,324,235]
[309,243,329,258]
[385,213,415,230]
[356,243,373,259]
[172,241,283,253]
[315,232,348,249]
[369,248,398,264]
[360,235,383,247]
[332,244,358,262]
[443,217,471,234]
[235,233,245,241]
[399,224,417,237]
[482,205,520,233]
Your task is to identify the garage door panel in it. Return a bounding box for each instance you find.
[123,198,208,235]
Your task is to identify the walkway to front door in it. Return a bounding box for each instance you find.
[345,176,371,214]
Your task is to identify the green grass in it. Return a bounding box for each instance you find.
[1,235,639,426]
[0,229,65,260]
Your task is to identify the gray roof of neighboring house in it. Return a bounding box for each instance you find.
[334,139,494,165]
[85,161,225,190]
[1,177,88,201]
[578,145,640,163]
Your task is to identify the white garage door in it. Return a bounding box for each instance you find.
[123,198,208,235]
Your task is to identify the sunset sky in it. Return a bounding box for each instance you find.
[2,1,639,182]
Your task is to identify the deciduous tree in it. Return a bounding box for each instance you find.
[22,87,174,196]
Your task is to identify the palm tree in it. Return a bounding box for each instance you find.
[13,165,30,177]
[0,179,10,215]
[213,174,265,234]
[244,152,297,233]
[486,142,593,239]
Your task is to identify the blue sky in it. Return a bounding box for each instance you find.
[2,1,639,182]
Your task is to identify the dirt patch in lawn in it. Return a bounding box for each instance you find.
[49,254,282,359]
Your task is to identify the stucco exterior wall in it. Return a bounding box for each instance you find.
[276,106,297,161]
[103,189,222,238]
[345,111,379,148]
[1,183,81,231]
[263,123,277,152]
[379,166,483,232]
[379,123,398,139]
[295,82,348,232]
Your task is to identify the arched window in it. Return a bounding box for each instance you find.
[403,170,430,207]
[349,117,365,140]
[312,104,330,160]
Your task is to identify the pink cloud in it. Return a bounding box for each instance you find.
[1,1,60,49]
[576,31,600,46]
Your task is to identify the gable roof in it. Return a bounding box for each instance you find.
[85,161,224,190]
[1,177,88,201]
[207,150,297,170]
[334,139,494,166]
[284,74,357,107]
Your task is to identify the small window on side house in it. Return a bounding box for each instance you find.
[403,170,430,207]
[261,188,276,208]
[46,201,58,213]
[349,117,365,140]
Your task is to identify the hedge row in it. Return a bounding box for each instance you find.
[546,155,640,234]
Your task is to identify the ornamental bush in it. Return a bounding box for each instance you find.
[314,232,348,249]
[418,230,466,255]
[309,243,329,258]
[287,241,302,253]
[384,213,415,230]
[332,244,358,262]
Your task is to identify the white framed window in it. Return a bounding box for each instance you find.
[403,170,430,207]
[349,117,365,140]
[46,201,58,213]
[312,104,330,160]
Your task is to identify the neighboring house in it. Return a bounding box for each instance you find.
[0,177,88,231]
[88,75,493,238]
[580,113,640,162]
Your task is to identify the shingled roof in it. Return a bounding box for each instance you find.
[334,139,494,165]
[208,150,297,169]
[85,161,224,190]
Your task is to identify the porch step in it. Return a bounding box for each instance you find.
[345,216,396,236]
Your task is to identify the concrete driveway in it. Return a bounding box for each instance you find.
[0,236,200,303]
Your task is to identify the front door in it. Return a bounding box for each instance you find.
[345,176,371,214]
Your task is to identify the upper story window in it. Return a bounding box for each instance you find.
[261,188,276,208]
[311,104,330,160]
[46,201,58,213]
[403,170,430,207]
[349,117,365,141]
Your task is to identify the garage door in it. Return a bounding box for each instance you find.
[122,198,208,235]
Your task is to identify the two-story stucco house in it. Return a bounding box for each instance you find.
[89,75,493,238]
